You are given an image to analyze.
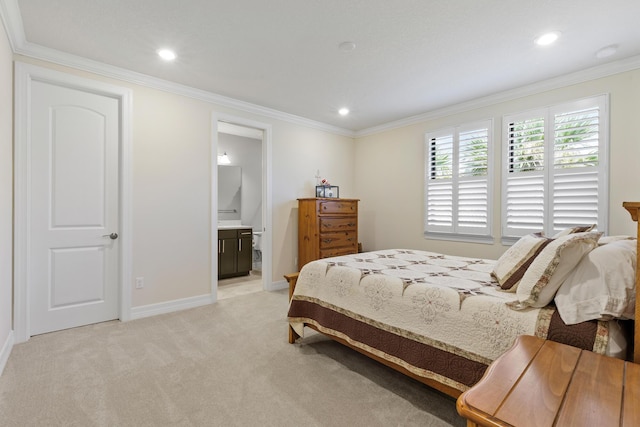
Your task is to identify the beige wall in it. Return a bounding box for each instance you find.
[0,19,13,356]
[14,56,355,308]
[354,70,640,260]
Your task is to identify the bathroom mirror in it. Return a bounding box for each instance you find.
[218,165,241,220]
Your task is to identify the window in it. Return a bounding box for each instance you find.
[502,95,608,242]
[424,120,493,242]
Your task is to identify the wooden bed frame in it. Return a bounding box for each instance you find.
[623,201,640,364]
[286,202,640,398]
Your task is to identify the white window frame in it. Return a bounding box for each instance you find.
[424,119,494,244]
[501,95,609,244]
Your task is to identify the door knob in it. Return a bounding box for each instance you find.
[102,233,118,240]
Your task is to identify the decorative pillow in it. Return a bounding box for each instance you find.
[555,239,636,324]
[551,224,596,239]
[598,235,635,245]
[507,231,602,310]
[492,233,553,291]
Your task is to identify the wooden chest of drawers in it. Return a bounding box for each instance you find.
[297,198,359,271]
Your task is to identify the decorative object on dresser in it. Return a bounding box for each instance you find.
[315,175,339,198]
[315,185,339,198]
[297,198,359,271]
[218,228,253,279]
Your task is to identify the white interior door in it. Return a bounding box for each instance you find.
[28,80,120,335]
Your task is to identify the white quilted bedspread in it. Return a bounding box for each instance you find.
[290,249,544,363]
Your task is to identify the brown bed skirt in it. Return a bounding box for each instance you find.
[288,298,607,394]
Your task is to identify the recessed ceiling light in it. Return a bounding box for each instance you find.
[157,49,176,61]
[338,107,350,116]
[535,31,561,46]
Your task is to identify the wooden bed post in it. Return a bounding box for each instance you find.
[622,202,640,363]
[284,273,300,344]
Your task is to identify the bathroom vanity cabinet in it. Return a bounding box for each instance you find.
[218,227,253,279]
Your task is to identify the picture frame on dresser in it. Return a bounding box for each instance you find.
[315,185,339,198]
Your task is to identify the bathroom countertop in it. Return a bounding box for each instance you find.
[217,225,253,230]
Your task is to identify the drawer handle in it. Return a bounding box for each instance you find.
[322,239,334,243]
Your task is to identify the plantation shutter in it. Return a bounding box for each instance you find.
[503,114,546,236]
[458,126,489,233]
[502,95,608,241]
[425,133,454,232]
[425,120,492,240]
[551,102,602,233]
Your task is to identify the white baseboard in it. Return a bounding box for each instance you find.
[130,294,214,320]
[130,280,287,321]
[0,330,14,377]
[266,279,288,292]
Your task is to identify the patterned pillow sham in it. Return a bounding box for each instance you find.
[492,233,553,291]
[551,224,596,238]
[555,238,636,324]
[508,231,602,310]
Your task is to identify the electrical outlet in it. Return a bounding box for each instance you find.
[135,276,144,289]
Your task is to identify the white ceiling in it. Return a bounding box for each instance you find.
[6,0,640,133]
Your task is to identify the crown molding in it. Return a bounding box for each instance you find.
[16,42,356,137]
[0,0,354,138]
[0,0,23,51]
[355,54,640,138]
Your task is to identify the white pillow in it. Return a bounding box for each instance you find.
[598,235,635,245]
[555,239,636,324]
[551,225,595,239]
[507,231,602,310]
[492,233,552,291]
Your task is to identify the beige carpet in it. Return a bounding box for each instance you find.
[0,289,464,427]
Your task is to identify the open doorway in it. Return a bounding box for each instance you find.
[211,114,272,302]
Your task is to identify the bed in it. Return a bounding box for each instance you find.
[286,203,640,398]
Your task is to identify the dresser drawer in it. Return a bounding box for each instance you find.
[319,231,357,249]
[319,217,357,233]
[320,246,358,259]
[318,200,357,215]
